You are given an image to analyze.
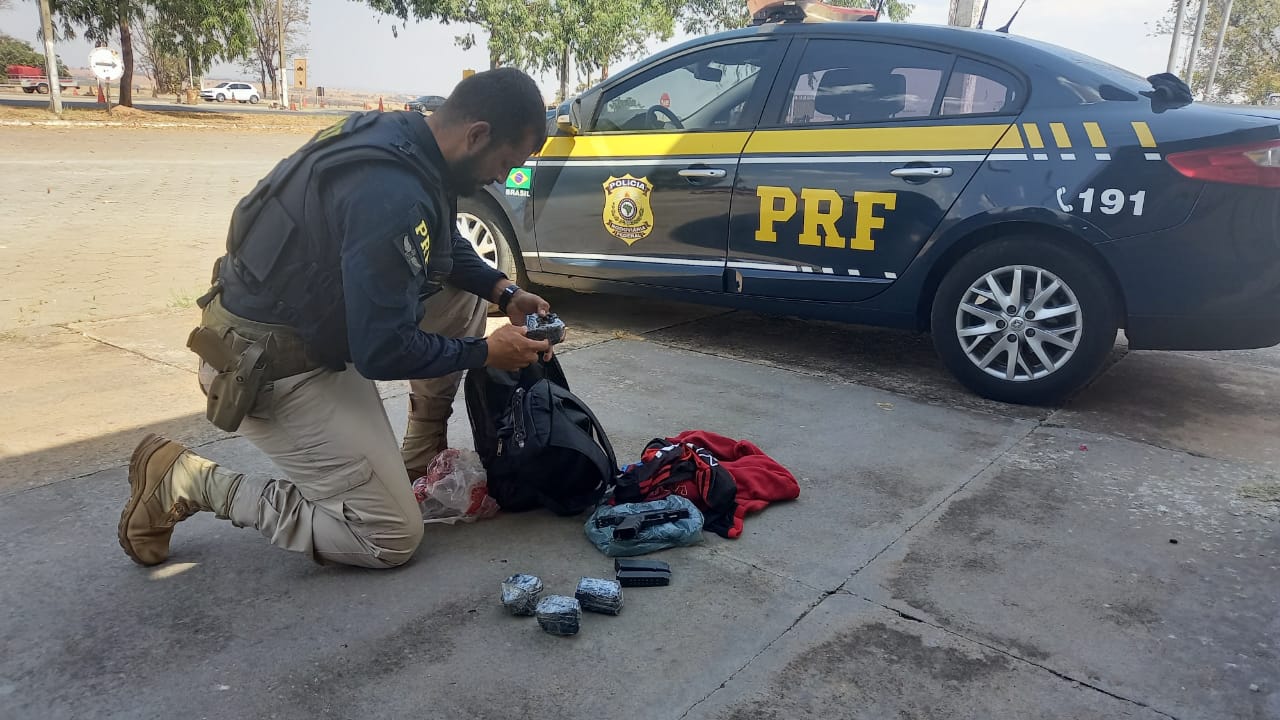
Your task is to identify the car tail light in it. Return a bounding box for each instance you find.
[1165,138,1280,188]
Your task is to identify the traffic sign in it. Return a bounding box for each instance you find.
[294,58,308,89]
[88,47,123,82]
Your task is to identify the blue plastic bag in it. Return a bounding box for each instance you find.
[584,495,704,557]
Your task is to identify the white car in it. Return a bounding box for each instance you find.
[200,82,260,104]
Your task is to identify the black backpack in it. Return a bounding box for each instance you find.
[464,356,616,516]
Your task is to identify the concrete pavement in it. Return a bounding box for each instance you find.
[2,295,1277,719]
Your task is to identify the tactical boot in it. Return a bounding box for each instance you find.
[402,394,454,481]
[118,433,247,566]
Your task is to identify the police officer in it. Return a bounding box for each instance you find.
[118,68,553,569]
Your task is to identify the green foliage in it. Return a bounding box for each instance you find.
[676,0,913,35]
[49,0,255,105]
[358,0,913,102]
[0,32,69,78]
[1157,0,1280,103]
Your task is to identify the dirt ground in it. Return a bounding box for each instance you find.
[0,103,344,132]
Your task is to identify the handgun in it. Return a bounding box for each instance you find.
[593,509,690,540]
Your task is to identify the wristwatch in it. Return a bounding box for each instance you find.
[498,284,522,313]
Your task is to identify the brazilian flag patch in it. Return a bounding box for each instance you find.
[505,167,532,190]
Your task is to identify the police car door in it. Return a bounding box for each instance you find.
[530,38,786,291]
[728,37,1024,300]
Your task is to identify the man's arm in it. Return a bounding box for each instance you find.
[328,164,489,381]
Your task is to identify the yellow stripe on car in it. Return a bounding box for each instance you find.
[1022,123,1045,149]
[1084,122,1107,148]
[745,125,1015,154]
[1049,122,1072,148]
[1132,121,1157,148]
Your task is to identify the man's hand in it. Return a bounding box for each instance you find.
[504,288,551,326]
[484,323,552,371]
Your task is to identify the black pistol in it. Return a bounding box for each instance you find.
[594,509,691,540]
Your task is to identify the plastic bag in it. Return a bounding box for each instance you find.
[412,448,500,524]
[584,495,704,557]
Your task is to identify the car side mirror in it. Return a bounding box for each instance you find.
[558,97,584,135]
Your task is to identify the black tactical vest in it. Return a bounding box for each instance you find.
[212,110,454,371]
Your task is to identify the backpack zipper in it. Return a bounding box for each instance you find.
[511,388,527,449]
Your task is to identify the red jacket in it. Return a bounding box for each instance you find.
[667,430,800,538]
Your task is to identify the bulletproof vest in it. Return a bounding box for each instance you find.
[215,110,454,370]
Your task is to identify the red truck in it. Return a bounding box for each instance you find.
[5,64,78,94]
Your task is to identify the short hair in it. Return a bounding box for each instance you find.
[436,67,547,150]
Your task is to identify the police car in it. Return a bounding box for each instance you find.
[457,3,1280,405]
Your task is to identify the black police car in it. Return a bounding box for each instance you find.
[458,9,1280,405]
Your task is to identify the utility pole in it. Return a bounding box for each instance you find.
[1205,0,1234,100]
[1184,0,1210,82]
[277,0,288,109]
[37,0,62,117]
[1167,0,1188,73]
[947,0,982,27]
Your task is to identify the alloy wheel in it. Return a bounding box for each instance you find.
[955,264,1083,382]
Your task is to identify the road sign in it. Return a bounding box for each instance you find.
[294,58,308,89]
[89,47,123,82]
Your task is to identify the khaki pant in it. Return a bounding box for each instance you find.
[207,285,488,568]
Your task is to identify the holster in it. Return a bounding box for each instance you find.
[186,292,320,433]
[188,325,271,433]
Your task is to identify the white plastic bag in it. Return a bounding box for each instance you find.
[412,449,500,524]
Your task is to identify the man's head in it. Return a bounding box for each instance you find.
[426,68,549,196]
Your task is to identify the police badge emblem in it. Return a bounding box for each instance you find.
[602,175,654,245]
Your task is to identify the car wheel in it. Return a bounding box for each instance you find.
[456,198,524,312]
[930,234,1119,406]
[22,86,35,94]
[249,95,259,104]
[36,83,49,94]
[216,93,225,102]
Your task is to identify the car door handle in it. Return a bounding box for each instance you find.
[678,167,727,179]
[890,166,953,179]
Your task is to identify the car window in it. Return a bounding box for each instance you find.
[593,40,777,133]
[940,58,1021,116]
[778,39,950,126]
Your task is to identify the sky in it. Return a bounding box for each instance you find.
[0,0,1179,101]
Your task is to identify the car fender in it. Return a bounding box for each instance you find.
[472,184,537,270]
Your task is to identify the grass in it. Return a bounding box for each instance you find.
[1240,482,1280,503]
[167,290,203,310]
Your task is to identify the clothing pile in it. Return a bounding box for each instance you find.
[585,430,800,555]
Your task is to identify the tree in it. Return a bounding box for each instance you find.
[1157,0,1280,103]
[49,0,254,107]
[242,0,309,101]
[677,0,913,34]
[133,10,186,95]
[0,32,69,78]
[359,0,913,103]
[526,0,675,102]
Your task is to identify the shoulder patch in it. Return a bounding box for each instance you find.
[397,233,424,275]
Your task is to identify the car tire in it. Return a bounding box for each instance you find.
[216,93,225,102]
[930,234,1119,406]
[22,86,35,94]
[456,197,525,311]
[249,95,259,104]
[36,83,49,94]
